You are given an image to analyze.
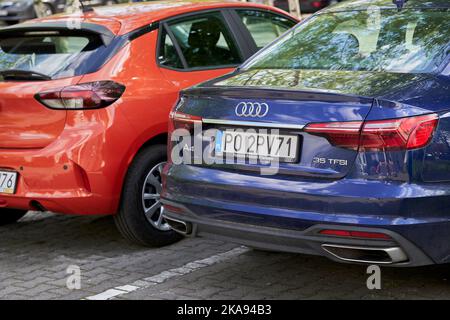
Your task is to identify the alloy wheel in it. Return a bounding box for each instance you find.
[141,162,170,231]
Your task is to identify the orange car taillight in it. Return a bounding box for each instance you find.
[304,114,439,151]
[35,81,125,110]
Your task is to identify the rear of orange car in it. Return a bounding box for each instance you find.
[0,1,298,247]
[0,21,136,215]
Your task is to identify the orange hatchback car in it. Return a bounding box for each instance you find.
[0,1,297,246]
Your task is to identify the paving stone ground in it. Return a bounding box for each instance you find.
[0,212,449,300]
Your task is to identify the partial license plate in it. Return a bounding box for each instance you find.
[215,129,299,162]
[0,171,17,194]
[0,10,8,16]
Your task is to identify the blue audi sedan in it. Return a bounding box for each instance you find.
[161,0,450,266]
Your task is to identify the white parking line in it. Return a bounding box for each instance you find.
[85,246,250,300]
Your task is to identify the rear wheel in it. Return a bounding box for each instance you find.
[0,209,28,226]
[114,144,182,247]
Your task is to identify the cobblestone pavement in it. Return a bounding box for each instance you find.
[0,212,449,300]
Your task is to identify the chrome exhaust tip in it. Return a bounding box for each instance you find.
[164,216,192,235]
[321,244,408,264]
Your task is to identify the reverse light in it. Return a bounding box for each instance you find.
[304,114,438,151]
[35,81,125,110]
[319,229,392,240]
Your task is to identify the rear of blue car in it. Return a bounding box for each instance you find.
[161,0,450,266]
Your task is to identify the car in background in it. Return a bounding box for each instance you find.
[274,0,333,13]
[162,0,450,266]
[0,1,297,246]
[0,0,118,25]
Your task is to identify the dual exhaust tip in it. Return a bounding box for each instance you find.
[164,217,408,265]
[321,244,408,264]
[164,216,192,235]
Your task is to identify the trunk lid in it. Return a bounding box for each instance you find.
[177,69,436,179]
[178,70,384,179]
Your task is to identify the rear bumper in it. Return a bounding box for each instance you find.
[162,164,450,266]
[0,193,116,215]
[162,201,434,266]
[0,108,135,215]
[0,147,119,215]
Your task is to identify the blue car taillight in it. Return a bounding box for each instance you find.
[168,111,203,133]
[304,113,439,151]
[168,111,203,164]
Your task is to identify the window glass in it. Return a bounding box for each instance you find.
[166,13,241,68]
[237,10,296,49]
[0,35,103,79]
[244,9,450,74]
[158,29,183,69]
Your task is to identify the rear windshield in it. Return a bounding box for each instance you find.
[244,8,450,74]
[0,33,105,79]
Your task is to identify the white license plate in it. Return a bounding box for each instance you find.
[0,10,8,16]
[215,130,299,162]
[0,171,17,194]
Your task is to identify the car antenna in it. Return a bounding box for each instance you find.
[392,0,408,11]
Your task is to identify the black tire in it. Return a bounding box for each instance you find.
[114,144,182,247]
[0,209,28,226]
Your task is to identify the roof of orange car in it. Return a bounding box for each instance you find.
[33,0,295,35]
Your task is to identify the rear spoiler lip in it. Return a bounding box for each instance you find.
[0,22,115,46]
[181,85,376,105]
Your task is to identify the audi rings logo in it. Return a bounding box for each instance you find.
[235,102,269,118]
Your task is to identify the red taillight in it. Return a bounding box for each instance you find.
[312,1,322,8]
[362,114,438,150]
[168,111,202,163]
[319,229,391,240]
[303,121,362,149]
[304,114,438,151]
[35,81,125,110]
[168,111,203,133]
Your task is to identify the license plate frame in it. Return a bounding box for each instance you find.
[0,170,18,195]
[215,128,300,163]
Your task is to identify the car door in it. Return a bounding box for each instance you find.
[157,10,245,90]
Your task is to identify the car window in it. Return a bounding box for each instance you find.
[0,34,106,79]
[236,10,296,49]
[162,12,242,69]
[158,29,183,69]
[244,9,450,74]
